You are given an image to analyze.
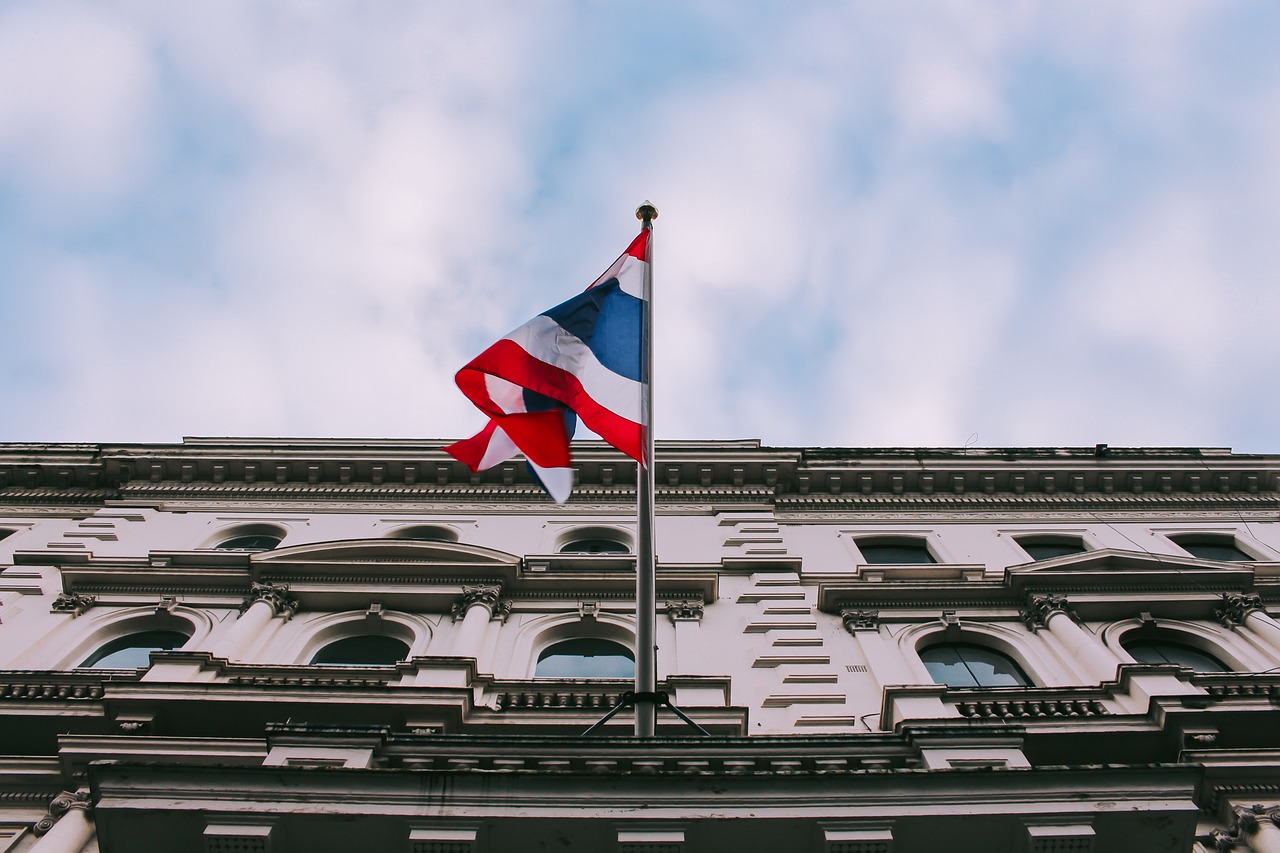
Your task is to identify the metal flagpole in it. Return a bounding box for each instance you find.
[634,200,658,737]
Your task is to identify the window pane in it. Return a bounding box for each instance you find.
[859,543,935,564]
[311,635,409,666]
[1125,641,1228,672]
[536,638,634,678]
[1178,541,1252,562]
[921,644,1030,688]
[956,646,1030,686]
[81,630,189,668]
[1020,541,1086,561]
[921,646,978,687]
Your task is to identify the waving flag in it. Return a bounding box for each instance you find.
[445,229,650,502]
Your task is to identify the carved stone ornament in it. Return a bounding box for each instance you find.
[1211,804,1280,851]
[491,598,514,623]
[238,582,299,620]
[1216,592,1265,629]
[451,585,502,621]
[1021,594,1072,632]
[666,599,705,623]
[840,608,879,633]
[50,591,96,617]
[33,789,91,835]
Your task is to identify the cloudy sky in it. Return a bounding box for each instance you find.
[2,1,1278,453]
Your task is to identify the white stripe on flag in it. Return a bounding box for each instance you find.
[504,316,644,423]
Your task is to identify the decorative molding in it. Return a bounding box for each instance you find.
[1212,804,1280,851]
[32,789,91,836]
[840,609,879,633]
[50,591,96,617]
[666,599,705,623]
[1021,594,1072,632]
[1216,593,1264,629]
[239,582,299,620]
[451,586,502,621]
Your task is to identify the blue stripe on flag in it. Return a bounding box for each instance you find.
[541,279,643,382]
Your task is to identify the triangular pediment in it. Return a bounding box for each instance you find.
[1007,547,1257,593]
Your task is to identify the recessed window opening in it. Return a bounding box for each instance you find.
[535,638,634,678]
[1171,535,1253,563]
[920,643,1031,688]
[1017,536,1087,561]
[387,525,459,543]
[560,539,630,554]
[0,529,13,541]
[79,630,189,669]
[1123,640,1229,672]
[215,534,282,551]
[310,635,410,666]
[857,538,935,565]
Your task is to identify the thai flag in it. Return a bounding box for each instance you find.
[445,229,649,502]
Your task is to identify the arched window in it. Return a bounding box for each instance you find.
[1171,534,1253,563]
[1123,640,1229,672]
[387,525,459,543]
[215,533,282,551]
[79,630,189,669]
[857,537,935,565]
[535,638,634,678]
[1016,535,1087,561]
[920,643,1031,688]
[559,539,630,554]
[309,635,409,666]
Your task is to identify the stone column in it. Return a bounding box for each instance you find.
[1218,593,1280,658]
[30,791,94,853]
[211,582,299,660]
[449,586,503,657]
[1025,595,1122,684]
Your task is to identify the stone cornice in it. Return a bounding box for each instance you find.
[1,439,1276,514]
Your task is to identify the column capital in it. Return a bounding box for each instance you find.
[239,581,299,620]
[841,608,880,633]
[1022,593,1073,632]
[666,598,705,623]
[1216,592,1265,629]
[451,585,503,622]
[33,790,91,836]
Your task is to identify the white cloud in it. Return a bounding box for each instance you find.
[0,1,157,212]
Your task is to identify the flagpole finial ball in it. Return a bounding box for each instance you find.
[635,201,658,222]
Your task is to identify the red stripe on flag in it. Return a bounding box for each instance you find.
[444,420,499,471]
[458,340,643,463]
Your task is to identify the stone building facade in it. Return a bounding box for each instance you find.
[0,438,1278,852]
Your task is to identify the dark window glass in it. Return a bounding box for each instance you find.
[535,638,634,678]
[920,644,1031,688]
[1176,539,1253,562]
[80,630,189,669]
[1019,539,1086,561]
[858,541,935,564]
[215,534,282,551]
[391,526,458,542]
[1124,641,1229,672]
[0,529,13,541]
[310,635,409,666]
[560,539,629,554]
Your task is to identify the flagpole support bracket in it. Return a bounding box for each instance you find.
[580,689,710,738]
